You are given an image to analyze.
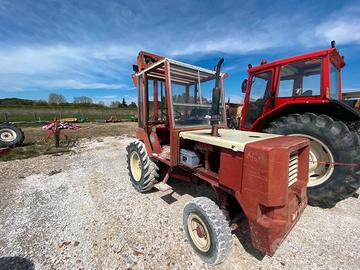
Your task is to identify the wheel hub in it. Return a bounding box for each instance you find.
[130,151,142,182]
[195,223,206,238]
[187,213,211,252]
[0,128,17,142]
[291,134,335,187]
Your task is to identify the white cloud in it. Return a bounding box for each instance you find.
[171,36,276,56]
[37,80,128,90]
[1,1,360,96]
[0,44,138,92]
[299,5,360,46]
[0,76,130,92]
[315,18,360,44]
[0,44,138,75]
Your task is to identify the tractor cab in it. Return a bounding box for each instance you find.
[132,52,227,165]
[241,41,346,130]
[239,42,360,208]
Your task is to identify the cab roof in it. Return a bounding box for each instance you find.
[248,48,345,74]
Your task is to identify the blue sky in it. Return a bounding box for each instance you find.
[0,0,359,104]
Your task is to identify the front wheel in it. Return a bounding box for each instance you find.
[126,140,159,192]
[183,197,233,265]
[264,113,360,208]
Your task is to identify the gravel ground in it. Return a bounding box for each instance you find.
[0,136,359,270]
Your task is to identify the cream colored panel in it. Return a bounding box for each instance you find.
[179,129,280,152]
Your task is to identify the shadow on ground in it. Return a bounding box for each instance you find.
[0,257,34,270]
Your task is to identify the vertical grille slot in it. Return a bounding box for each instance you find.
[288,152,298,186]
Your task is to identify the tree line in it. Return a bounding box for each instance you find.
[0,93,137,108]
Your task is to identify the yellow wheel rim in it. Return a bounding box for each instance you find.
[130,151,142,182]
[187,213,211,252]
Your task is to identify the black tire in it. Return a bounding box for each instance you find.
[126,140,159,192]
[183,197,233,265]
[263,113,360,208]
[0,122,25,148]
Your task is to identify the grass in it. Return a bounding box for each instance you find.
[0,105,138,161]
[0,122,137,161]
[0,141,71,161]
[0,106,137,123]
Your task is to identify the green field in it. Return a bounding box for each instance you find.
[0,105,137,124]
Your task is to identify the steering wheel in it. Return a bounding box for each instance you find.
[301,89,313,96]
[174,110,183,118]
[161,108,168,118]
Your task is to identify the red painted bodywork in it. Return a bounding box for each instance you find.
[240,47,345,131]
[236,136,309,254]
[132,51,310,257]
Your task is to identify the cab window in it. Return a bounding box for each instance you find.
[330,63,339,100]
[244,70,272,128]
[278,59,322,97]
[169,63,225,127]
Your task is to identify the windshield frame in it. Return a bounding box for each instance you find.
[168,60,226,129]
[330,61,340,100]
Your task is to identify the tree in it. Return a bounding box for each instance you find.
[98,101,105,106]
[128,102,137,108]
[34,99,48,106]
[111,101,121,108]
[48,93,66,104]
[73,96,93,104]
[122,98,127,108]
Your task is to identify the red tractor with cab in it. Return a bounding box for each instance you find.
[240,41,360,208]
[127,52,310,265]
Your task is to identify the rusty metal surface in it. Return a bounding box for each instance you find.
[236,136,309,255]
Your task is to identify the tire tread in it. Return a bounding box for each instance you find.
[263,113,360,208]
[184,197,233,265]
[126,140,159,192]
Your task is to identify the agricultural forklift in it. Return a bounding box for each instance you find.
[127,51,310,265]
[240,41,360,208]
[0,122,24,148]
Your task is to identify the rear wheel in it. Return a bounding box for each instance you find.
[183,197,233,265]
[126,140,159,192]
[0,123,24,148]
[264,113,360,208]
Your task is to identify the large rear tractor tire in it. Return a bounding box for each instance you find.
[183,197,233,265]
[263,113,360,208]
[0,122,25,148]
[126,140,159,192]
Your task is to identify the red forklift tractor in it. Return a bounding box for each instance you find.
[240,41,360,208]
[127,52,310,265]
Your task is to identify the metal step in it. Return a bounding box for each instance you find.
[154,181,173,192]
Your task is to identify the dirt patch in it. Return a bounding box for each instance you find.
[0,136,359,269]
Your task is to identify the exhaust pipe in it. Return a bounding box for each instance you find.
[211,58,224,136]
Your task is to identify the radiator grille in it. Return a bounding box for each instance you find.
[288,152,298,187]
